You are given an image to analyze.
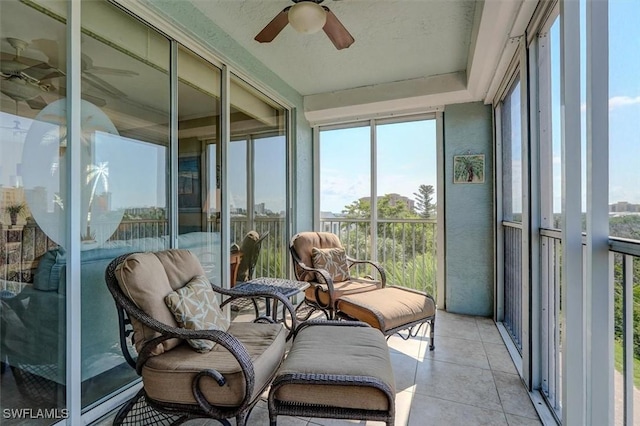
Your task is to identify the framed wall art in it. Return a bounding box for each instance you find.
[453,154,485,184]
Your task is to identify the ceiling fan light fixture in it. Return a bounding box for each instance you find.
[288,2,327,34]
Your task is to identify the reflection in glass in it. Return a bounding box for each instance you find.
[177,46,222,285]
[1,1,68,422]
[230,76,287,279]
[79,0,170,408]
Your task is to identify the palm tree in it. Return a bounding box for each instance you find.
[84,161,109,240]
[4,202,26,226]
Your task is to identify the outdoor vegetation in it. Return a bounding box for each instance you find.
[332,185,437,296]
[610,215,640,386]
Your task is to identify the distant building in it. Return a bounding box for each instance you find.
[320,211,345,234]
[610,201,640,213]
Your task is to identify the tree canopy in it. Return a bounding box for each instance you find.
[413,184,435,218]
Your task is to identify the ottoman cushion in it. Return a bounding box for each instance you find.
[273,325,395,411]
[337,286,436,332]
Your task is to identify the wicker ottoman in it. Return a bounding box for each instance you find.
[268,321,395,426]
[337,286,436,348]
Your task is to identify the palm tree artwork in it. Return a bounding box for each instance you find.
[453,154,485,183]
[84,161,109,242]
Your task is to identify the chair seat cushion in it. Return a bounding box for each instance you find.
[305,278,381,306]
[337,286,436,332]
[273,324,395,411]
[142,322,286,407]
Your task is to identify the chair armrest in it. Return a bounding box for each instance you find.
[291,261,337,304]
[346,257,387,287]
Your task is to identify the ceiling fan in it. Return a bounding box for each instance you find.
[255,0,354,50]
[0,37,58,110]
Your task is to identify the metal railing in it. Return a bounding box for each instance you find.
[104,217,438,294]
[504,225,640,423]
[503,222,523,353]
[320,218,438,297]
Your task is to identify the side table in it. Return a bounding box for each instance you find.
[233,277,309,326]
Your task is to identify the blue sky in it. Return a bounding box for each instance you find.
[320,120,437,214]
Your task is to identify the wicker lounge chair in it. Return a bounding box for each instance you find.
[289,231,385,319]
[104,249,296,426]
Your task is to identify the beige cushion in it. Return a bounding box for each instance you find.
[165,275,230,353]
[337,286,436,332]
[311,246,349,282]
[115,249,206,355]
[273,325,394,411]
[305,278,381,306]
[142,323,286,407]
[291,232,342,282]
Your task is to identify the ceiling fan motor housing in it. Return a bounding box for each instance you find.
[288,1,327,34]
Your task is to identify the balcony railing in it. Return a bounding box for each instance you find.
[320,218,438,297]
[504,224,640,423]
[106,217,438,296]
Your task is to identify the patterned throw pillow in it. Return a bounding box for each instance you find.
[164,275,230,353]
[311,247,350,283]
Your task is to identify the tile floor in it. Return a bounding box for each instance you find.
[94,310,544,426]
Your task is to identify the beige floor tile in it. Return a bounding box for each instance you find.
[308,418,385,425]
[505,413,543,425]
[414,359,503,411]
[433,316,481,341]
[248,406,309,426]
[493,371,540,419]
[387,334,424,360]
[423,335,490,369]
[484,342,518,374]
[389,351,418,392]
[392,390,414,426]
[407,394,508,426]
[477,320,504,344]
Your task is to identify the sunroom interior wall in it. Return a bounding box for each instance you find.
[143,0,313,232]
[444,102,495,316]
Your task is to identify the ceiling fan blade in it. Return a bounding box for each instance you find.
[323,8,355,50]
[81,93,107,107]
[82,73,127,98]
[255,9,290,43]
[26,96,47,110]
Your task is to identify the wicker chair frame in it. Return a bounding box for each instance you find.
[289,235,386,320]
[104,252,297,426]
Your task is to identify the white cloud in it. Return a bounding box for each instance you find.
[609,96,640,111]
[579,97,640,113]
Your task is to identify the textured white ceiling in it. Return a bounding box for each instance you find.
[192,0,477,96]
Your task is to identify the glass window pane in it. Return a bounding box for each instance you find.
[609,1,640,240]
[230,75,288,280]
[502,79,523,222]
[229,138,248,242]
[550,20,562,226]
[177,46,222,285]
[1,0,68,419]
[80,0,170,407]
[376,120,436,219]
[319,125,371,259]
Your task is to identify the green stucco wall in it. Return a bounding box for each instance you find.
[145,0,313,231]
[444,102,494,316]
